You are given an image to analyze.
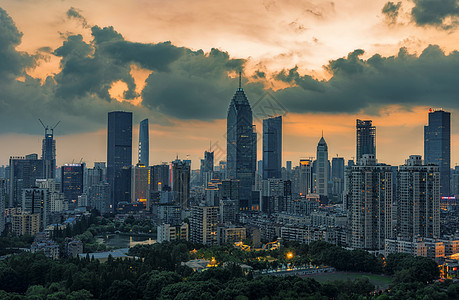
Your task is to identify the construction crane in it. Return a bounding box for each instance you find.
[38,119,61,135]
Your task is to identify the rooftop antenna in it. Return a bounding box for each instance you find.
[209,140,212,152]
[321,130,323,138]
[239,71,242,89]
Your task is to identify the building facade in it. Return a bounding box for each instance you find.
[424,109,451,197]
[356,119,376,163]
[262,116,282,180]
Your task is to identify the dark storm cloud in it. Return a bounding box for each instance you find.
[411,0,459,28]
[141,48,246,120]
[0,8,34,78]
[382,1,401,24]
[274,46,459,114]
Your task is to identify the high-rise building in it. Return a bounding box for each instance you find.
[138,119,149,166]
[107,111,133,211]
[298,159,313,196]
[0,184,5,234]
[41,124,57,179]
[316,136,328,197]
[331,157,345,196]
[348,154,393,250]
[88,182,111,215]
[36,179,66,213]
[9,154,45,207]
[263,116,282,180]
[397,155,440,241]
[356,119,376,163]
[61,164,84,208]
[172,159,190,209]
[151,163,171,192]
[190,206,219,245]
[201,150,214,187]
[424,109,451,197]
[227,76,256,210]
[22,187,50,231]
[131,163,150,209]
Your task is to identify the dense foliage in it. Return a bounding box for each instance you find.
[0,240,456,299]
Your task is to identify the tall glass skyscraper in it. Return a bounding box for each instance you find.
[316,135,328,197]
[42,128,56,179]
[424,109,451,197]
[138,119,149,166]
[107,111,132,211]
[356,119,376,163]
[227,78,256,210]
[263,116,282,180]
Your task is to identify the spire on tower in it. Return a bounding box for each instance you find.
[239,71,242,90]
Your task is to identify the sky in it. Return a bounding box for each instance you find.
[1,0,459,169]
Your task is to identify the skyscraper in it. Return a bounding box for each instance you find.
[397,155,440,241]
[298,159,313,196]
[331,157,345,196]
[201,150,214,187]
[107,111,133,211]
[131,163,150,209]
[41,124,57,179]
[151,163,171,191]
[138,119,149,166]
[172,159,190,209]
[61,164,84,208]
[348,154,393,250]
[9,154,45,207]
[263,116,282,180]
[226,75,256,210]
[356,119,376,163]
[316,135,328,197]
[424,109,451,197]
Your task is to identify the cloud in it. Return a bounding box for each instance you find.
[274,45,459,114]
[141,48,247,120]
[66,7,89,28]
[411,0,459,29]
[382,1,401,24]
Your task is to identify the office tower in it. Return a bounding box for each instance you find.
[88,182,111,215]
[316,135,328,197]
[298,159,313,196]
[397,155,440,241]
[263,116,282,180]
[131,163,150,209]
[286,161,292,171]
[8,154,45,207]
[40,122,57,179]
[201,150,214,187]
[138,119,149,166]
[356,119,376,163]
[172,159,190,209]
[452,166,459,196]
[61,164,84,208]
[424,109,451,197]
[219,179,240,201]
[227,75,256,210]
[261,178,289,214]
[107,111,133,211]
[331,157,345,196]
[22,187,50,231]
[151,163,171,191]
[348,154,393,250]
[190,206,219,245]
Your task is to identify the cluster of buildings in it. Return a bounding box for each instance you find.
[0,76,458,267]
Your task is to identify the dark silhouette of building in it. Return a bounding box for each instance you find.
[138,119,149,166]
[107,111,132,211]
[356,119,376,163]
[151,163,170,191]
[227,74,256,210]
[61,164,84,208]
[172,159,190,209]
[8,154,44,207]
[263,116,282,180]
[40,121,58,179]
[424,109,451,197]
[201,150,214,186]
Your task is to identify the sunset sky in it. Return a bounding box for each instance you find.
[1,0,459,169]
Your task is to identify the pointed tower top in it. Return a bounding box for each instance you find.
[238,71,242,90]
[321,130,323,138]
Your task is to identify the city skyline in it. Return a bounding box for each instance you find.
[1,2,459,168]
